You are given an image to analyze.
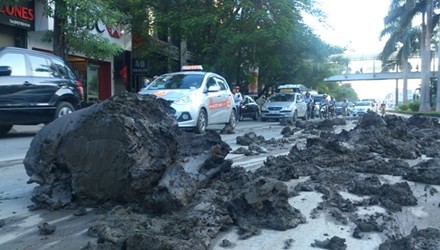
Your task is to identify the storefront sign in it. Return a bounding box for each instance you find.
[87,20,125,39]
[0,1,34,30]
[132,59,149,75]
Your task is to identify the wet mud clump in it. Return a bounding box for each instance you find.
[24,92,232,211]
[24,93,440,249]
[256,113,440,246]
[24,92,304,249]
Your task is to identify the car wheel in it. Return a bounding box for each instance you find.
[228,110,237,129]
[253,111,259,121]
[55,101,75,119]
[195,109,207,134]
[0,124,13,136]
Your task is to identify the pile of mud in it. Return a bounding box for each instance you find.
[24,92,232,212]
[24,93,440,249]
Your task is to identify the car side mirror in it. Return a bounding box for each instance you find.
[0,66,12,76]
[207,85,220,92]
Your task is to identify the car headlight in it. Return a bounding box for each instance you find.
[174,96,192,105]
[281,106,292,112]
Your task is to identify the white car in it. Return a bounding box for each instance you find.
[139,66,236,133]
[260,92,308,122]
[354,101,375,115]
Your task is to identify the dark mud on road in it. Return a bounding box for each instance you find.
[23,92,440,249]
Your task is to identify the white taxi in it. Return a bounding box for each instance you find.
[139,66,237,133]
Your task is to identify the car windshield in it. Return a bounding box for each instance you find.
[313,95,324,103]
[356,102,370,107]
[146,74,204,90]
[269,93,295,102]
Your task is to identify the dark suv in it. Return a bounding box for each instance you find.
[0,47,84,135]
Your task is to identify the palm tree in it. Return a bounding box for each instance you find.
[380,12,420,105]
[382,0,440,112]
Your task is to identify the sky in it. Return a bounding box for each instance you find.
[306,0,420,101]
[312,0,390,54]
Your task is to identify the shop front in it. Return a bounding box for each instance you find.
[27,1,131,103]
[0,0,34,48]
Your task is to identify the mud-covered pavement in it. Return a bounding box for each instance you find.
[3,92,440,250]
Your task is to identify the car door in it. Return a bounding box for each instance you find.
[0,51,33,109]
[27,54,64,108]
[205,76,223,124]
[296,93,307,116]
[215,77,233,123]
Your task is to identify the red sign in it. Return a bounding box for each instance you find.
[0,5,34,21]
[0,1,34,30]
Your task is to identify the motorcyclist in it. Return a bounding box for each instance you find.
[328,97,336,118]
[304,92,314,118]
[341,99,349,117]
[380,101,386,116]
[320,94,329,119]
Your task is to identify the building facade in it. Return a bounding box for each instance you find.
[0,0,131,103]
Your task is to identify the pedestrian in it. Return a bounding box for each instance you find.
[233,86,243,119]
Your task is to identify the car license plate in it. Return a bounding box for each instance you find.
[269,111,279,114]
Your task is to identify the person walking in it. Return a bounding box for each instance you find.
[233,86,243,120]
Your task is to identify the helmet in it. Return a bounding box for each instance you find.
[305,92,310,96]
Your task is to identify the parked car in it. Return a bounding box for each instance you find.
[138,65,236,134]
[354,101,375,115]
[260,92,307,122]
[0,47,84,136]
[335,101,356,116]
[239,95,260,121]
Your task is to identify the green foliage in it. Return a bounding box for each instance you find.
[36,0,130,59]
[130,0,347,95]
[397,104,409,111]
[398,101,420,112]
[408,100,420,112]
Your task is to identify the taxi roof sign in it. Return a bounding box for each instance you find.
[181,65,203,71]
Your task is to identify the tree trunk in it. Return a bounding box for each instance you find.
[53,0,67,60]
[419,1,432,112]
[402,58,409,104]
[437,38,440,111]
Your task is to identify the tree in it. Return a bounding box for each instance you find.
[380,2,421,105]
[3,0,129,60]
[382,0,440,112]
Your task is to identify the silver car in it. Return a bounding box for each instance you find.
[354,101,375,115]
[139,68,236,133]
[260,92,308,122]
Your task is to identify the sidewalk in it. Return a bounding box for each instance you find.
[10,124,44,134]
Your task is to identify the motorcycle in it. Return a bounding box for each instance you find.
[319,104,328,119]
[306,102,315,119]
[341,106,348,117]
[328,103,336,119]
[380,104,386,116]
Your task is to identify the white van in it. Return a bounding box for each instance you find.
[277,84,318,95]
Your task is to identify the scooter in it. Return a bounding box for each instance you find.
[319,104,328,119]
